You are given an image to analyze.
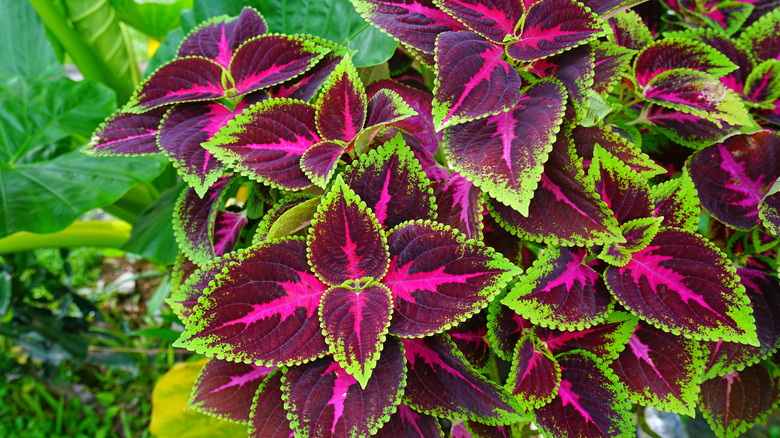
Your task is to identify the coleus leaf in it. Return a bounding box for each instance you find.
[206,98,321,190]
[641,68,751,127]
[743,59,780,108]
[611,321,703,416]
[604,227,759,345]
[531,45,595,124]
[578,0,648,16]
[535,310,638,361]
[608,9,652,51]
[167,255,235,325]
[213,210,247,257]
[268,41,348,103]
[190,359,275,423]
[433,31,522,130]
[434,0,524,44]
[701,268,780,380]
[374,403,444,438]
[308,177,389,286]
[503,246,613,330]
[86,107,167,156]
[315,56,367,142]
[365,88,418,128]
[488,287,535,361]
[689,0,754,36]
[248,370,294,438]
[591,40,636,95]
[534,350,633,438]
[486,133,623,247]
[172,177,230,266]
[759,177,780,236]
[253,194,318,244]
[384,220,519,337]
[686,130,780,230]
[430,171,483,240]
[599,216,663,267]
[342,133,437,229]
[402,335,524,424]
[737,7,780,63]
[158,101,251,196]
[506,0,604,63]
[127,57,227,112]
[349,0,468,65]
[300,140,346,188]
[644,104,739,149]
[319,284,393,388]
[175,237,330,366]
[447,310,491,371]
[282,336,406,438]
[506,332,561,409]
[570,122,664,178]
[177,8,268,69]
[589,144,653,224]
[443,78,567,216]
[633,39,738,88]
[699,363,780,438]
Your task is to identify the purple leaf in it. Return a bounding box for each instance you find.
[308,178,389,286]
[579,0,648,15]
[213,210,246,257]
[127,57,226,112]
[167,256,230,324]
[486,134,623,247]
[342,134,437,229]
[433,31,522,130]
[570,123,664,177]
[589,144,653,224]
[686,130,780,230]
[535,310,638,361]
[759,177,780,235]
[443,78,567,216]
[604,228,758,345]
[402,335,524,424]
[699,363,780,438]
[158,102,246,196]
[448,310,491,371]
[282,337,406,438]
[174,237,330,366]
[744,59,780,107]
[178,8,268,69]
[230,35,330,96]
[315,56,367,142]
[384,220,518,337]
[351,0,468,63]
[319,284,393,388]
[507,332,561,409]
[205,99,321,190]
[248,370,293,438]
[300,140,346,188]
[591,40,636,95]
[436,0,523,44]
[611,321,702,415]
[506,0,604,62]
[650,171,701,232]
[645,104,739,149]
[633,39,738,87]
[190,359,274,423]
[738,8,780,62]
[86,108,167,156]
[365,89,418,128]
[488,293,535,361]
[172,177,230,265]
[608,9,652,51]
[701,268,780,380]
[531,46,595,123]
[374,404,443,438]
[431,171,484,240]
[599,217,663,267]
[503,246,613,330]
[268,42,347,102]
[535,350,633,438]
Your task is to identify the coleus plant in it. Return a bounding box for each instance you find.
[86,0,780,437]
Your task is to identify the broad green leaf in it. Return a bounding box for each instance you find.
[0,0,63,81]
[149,359,248,438]
[145,28,186,76]
[121,183,184,265]
[112,0,193,41]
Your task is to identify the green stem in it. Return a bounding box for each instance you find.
[0,220,131,253]
[28,0,132,102]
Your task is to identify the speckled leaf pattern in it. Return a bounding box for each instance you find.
[300,140,346,188]
[315,56,367,142]
[190,359,275,423]
[702,268,780,380]
[435,0,523,44]
[591,40,636,95]
[205,99,321,190]
[443,78,567,216]
[373,403,444,438]
[402,335,524,425]
[535,311,638,362]
[611,321,703,415]
[488,290,535,361]
[430,171,483,240]
[127,57,226,112]
[319,284,393,388]
[365,89,418,128]
[342,134,436,229]
[178,8,268,68]
[633,39,738,87]
[608,9,652,51]
[86,108,167,156]
[172,177,229,266]
[507,332,561,409]
[486,134,623,247]
[384,220,519,337]
[604,228,758,345]
[649,170,701,231]
[759,177,780,235]
[744,60,780,107]
[589,144,653,224]
[699,363,780,438]
[433,31,522,130]
[645,105,739,149]
[248,370,293,438]
[686,130,780,230]
[506,0,603,62]
[308,178,389,286]
[503,246,613,330]
[534,350,634,438]
[174,237,330,366]
[570,123,664,178]
[738,8,780,62]
[282,337,406,438]
[167,255,234,324]
[531,46,595,123]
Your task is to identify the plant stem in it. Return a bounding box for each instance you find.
[0,220,131,253]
